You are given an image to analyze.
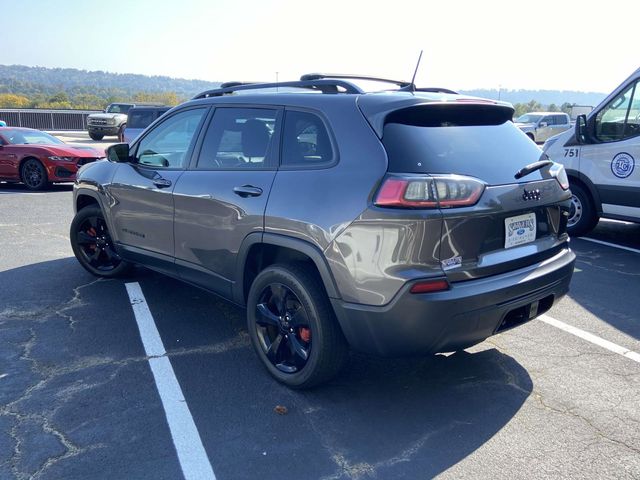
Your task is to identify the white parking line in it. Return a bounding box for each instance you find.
[539,314,640,364]
[125,282,216,480]
[580,237,640,255]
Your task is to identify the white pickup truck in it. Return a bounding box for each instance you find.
[542,67,640,235]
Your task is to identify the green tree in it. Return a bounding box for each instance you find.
[547,103,559,112]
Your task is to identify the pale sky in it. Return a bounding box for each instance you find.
[3,0,639,93]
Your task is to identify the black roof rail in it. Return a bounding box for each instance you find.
[193,79,364,99]
[301,73,411,88]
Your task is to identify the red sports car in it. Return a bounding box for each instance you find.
[0,127,104,190]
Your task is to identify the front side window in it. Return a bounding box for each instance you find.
[595,81,639,142]
[134,108,206,168]
[196,108,278,169]
[541,116,553,126]
[281,111,335,167]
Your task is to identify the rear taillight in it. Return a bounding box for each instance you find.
[375,174,485,208]
[549,163,570,190]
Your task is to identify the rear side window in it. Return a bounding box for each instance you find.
[281,111,335,167]
[196,108,279,169]
[382,105,544,185]
[554,114,568,125]
[128,110,156,129]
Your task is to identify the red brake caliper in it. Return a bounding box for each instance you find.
[299,327,311,343]
[87,227,97,250]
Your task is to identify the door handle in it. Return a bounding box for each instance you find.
[233,185,263,197]
[153,177,172,188]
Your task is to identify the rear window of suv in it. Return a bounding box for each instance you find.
[382,105,545,185]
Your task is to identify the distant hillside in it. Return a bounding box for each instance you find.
[0,64,608,111]
[0,64,220,98]
[460,88,607,108]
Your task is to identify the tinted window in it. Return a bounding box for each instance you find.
[595,80,640,142]
[382,121,544,185]
[135,108,206,168]
[541,116,553,125]
[554,115,568,125]
[282,111,334,167]
[128,110,156,129]
[196,108,278,169]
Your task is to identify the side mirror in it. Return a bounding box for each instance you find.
[539,122,548,128]
[575,114,588,144]
[106,143,131,163]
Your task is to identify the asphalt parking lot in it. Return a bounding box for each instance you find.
[1,136,639,479]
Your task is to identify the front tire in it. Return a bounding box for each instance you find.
[70,206,132,277]
[20,158,49,190]
[117,123,126,142]
[567,183,598,236]
[89,132,104,141]
[247,263,348,389]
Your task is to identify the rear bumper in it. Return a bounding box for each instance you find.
[331,247,576,356]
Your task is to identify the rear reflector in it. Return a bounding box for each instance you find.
[410,279,450,294]
[375,174,485,208]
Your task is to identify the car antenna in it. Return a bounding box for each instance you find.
[409,50,423,93]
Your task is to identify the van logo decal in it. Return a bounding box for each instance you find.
[522,188,541,201]
[611,152,635,178]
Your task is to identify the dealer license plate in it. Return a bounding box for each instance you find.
[504,213,536,248]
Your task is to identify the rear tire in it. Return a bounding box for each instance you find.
[20,158,49,190]
[70,206,132,277]
[89,132,104,141]
[247,263,348,389]
[567,183,598,236]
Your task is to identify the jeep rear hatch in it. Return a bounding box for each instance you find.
[375,102,571,282]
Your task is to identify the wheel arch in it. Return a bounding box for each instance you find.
[19,156,45,174]
[234,233,340,306]
[75,191,101,213]
[566,169,602,215]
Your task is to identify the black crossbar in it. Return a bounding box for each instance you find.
[193,79,364,99]
[300,73,411,88]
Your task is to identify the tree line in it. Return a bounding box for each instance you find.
[0,91,183,110]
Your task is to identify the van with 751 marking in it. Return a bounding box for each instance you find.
[543,66,640,235]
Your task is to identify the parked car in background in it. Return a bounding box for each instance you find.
[122,106,171,143]
[515,112,572,143]
[87,102,166,141]
[70,74,575,388]
[543,66,640,236]
[0,127,103,190]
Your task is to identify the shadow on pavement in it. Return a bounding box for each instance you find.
[141,274,534,480]
[0,182,73,193]
[568,222,640,342]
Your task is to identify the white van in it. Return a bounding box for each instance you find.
[543,67,640,235]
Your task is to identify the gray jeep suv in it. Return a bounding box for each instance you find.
[70,75,576,388]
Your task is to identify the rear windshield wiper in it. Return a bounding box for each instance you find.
[514,160,553,180]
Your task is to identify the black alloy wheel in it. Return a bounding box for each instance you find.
[70,206,131,277]
[255,283,312,374]
[21,159,48,190]
[247,264,348,389]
